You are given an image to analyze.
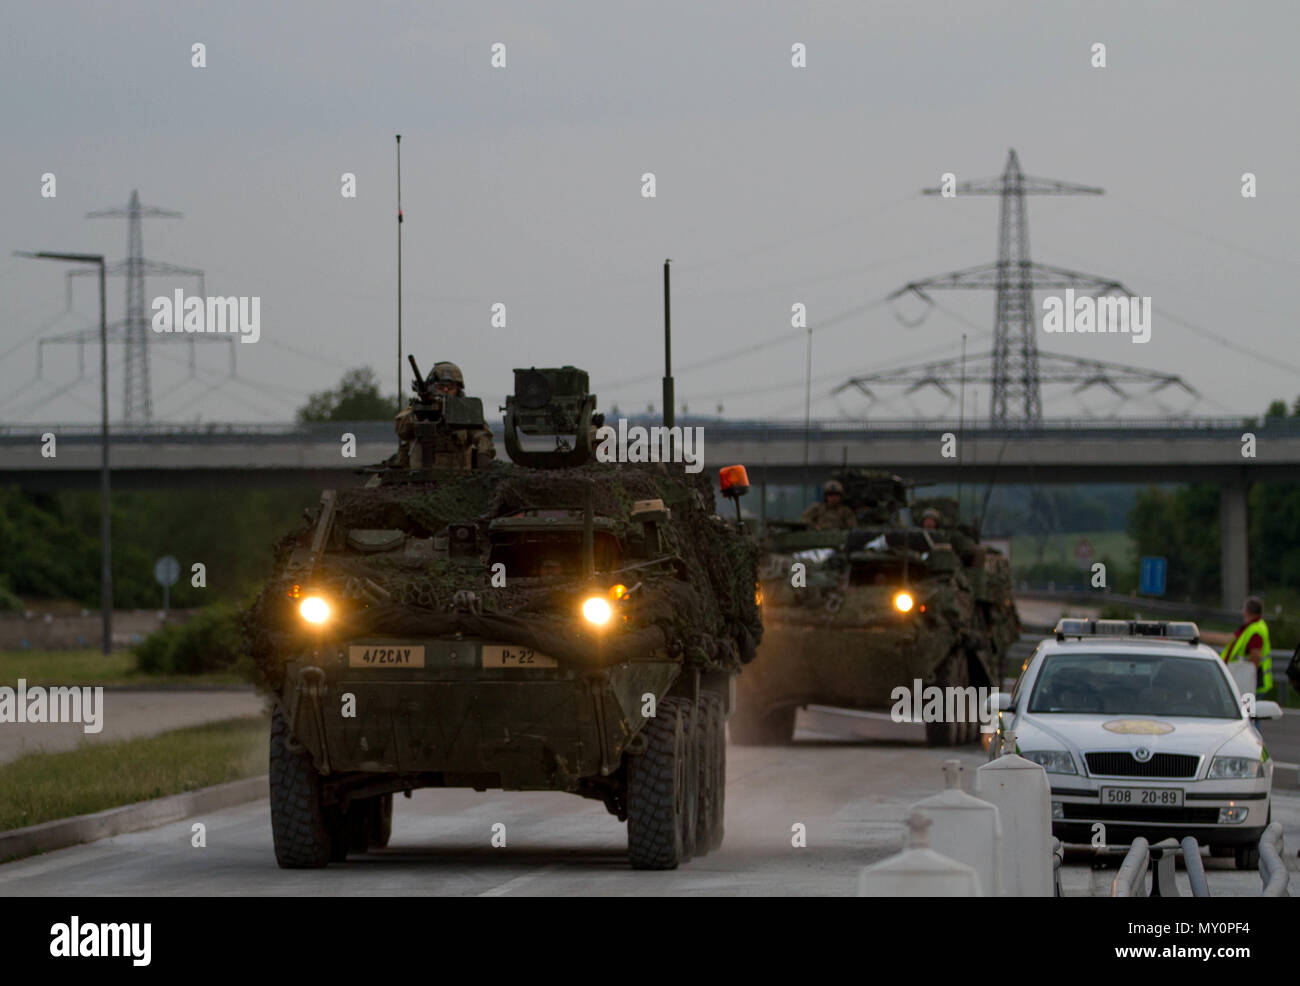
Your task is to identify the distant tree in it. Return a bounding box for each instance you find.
[296,367,398,423]
[1128,485,1220,602]
[1264,399,1288,420]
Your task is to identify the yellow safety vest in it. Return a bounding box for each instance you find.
[1221,618,1272,693]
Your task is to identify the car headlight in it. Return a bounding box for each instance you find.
[581,596,612,626]
[1022,750,1076,774]
[299,595,331,625]
[892,590,914,613]
[1208,756,1263,779]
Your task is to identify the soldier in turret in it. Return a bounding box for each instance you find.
[801,479,857,530]
[391,360,495,469]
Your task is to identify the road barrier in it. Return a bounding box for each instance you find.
[976,750,1053,896]
[1182,836,1210,898]
[1113,837,1206,897]
[1052,837,1063,897]
[857,811,983,896]
[910,760,1003,896]
[1259,822,1289,897]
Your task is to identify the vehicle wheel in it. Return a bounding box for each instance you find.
[694,694,724,855]
[925,719,957,747]
[705,694,726,852]
[678,700,699,863]
[626,697,690,869]
[269,706,335,869]
[330,811,353,861]
[924,650,965,747]
[368,793,393,849]
[1234,843,1259,870]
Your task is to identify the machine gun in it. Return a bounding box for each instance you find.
[398,355,489,470]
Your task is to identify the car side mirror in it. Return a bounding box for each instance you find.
[996,692,1013,711]
[1252,700,1283,721]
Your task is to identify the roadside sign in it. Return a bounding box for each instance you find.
[1074,538,1093,570]
[154,556,180,587]
[1139,556,1167,596]
[154,555,181,614]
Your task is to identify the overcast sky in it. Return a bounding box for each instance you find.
[1,0,1296,426]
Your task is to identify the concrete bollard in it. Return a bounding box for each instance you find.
[976,751,1053,896]
[858,811,983,897]
[911,760,1002,897]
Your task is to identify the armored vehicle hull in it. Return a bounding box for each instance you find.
[733,485,1019,746]
[247,452,760,870]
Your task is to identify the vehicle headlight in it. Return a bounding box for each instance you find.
[892,590,914,613]
[1208,756,1263,779]
[1022,750,1076,774]
[299,595,330,625]
[581,596,612,626]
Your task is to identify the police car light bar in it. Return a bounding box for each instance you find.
[1054,618,1199,644]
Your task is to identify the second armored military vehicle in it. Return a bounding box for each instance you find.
[245,366,762,869]
[732,470,1019,746]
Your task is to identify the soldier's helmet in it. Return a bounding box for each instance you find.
[823,479,844,496]
[429,361,465,394]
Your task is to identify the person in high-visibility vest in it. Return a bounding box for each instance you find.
[1221,595,1272,694]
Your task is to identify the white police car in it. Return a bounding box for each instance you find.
[989,619,1283,869]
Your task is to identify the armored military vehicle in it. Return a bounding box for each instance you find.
[245,365,761,870]
[732,470,1019,746]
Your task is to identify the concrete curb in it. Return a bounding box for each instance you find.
[0,774,269,862]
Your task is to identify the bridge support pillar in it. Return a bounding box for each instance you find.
[1220,478,1250,611]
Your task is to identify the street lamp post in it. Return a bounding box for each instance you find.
[15,251,112,654]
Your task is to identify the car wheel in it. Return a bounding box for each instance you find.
[1234,843,1259,870]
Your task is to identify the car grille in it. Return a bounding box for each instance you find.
[1062,803,1220,825]
[1084,752,1200,779]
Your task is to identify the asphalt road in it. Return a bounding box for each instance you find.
[2,709,1294,896]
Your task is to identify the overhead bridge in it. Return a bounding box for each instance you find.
[3,417,1298,608]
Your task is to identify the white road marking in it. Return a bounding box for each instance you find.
[478,864,561,897]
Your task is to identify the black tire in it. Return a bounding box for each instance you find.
[269,706,335,869]
[924,718,957,747]
[1234,843,1259,870]
[729,703,796,746]
[626,697,689,870]
[368,793,393,849]
[924,650,964,748]
[694,695,717,856]
[678,700,699,863]
[704,694,726,852]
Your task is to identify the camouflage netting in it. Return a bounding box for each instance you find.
[244,461,762,688]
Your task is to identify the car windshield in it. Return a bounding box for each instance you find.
[1028,652,1241,718]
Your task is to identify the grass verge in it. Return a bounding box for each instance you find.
[0,714,268,833]
[0,648,247,688]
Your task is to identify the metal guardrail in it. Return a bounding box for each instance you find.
[1052,837,1064,897]
[1260,822,1289,897]
[1016,587,1242,625]
[1113,837,1209,897]
[1182,836,1210,898]
[1113,837,1150,896]
[1115,828,1289,897]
